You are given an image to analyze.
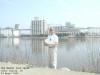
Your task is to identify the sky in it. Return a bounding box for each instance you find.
[0,0,100,28]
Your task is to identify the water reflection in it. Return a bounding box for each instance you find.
[12,38,20,48]
[0,38,100,73]
[30,38,49,67]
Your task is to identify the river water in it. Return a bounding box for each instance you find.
[0,37,100,73]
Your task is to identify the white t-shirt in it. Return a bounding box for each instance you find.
[47,34,58,44]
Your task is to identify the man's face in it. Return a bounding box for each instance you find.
[50,29,54,35]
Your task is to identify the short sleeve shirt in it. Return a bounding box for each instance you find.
[47,34,58,43]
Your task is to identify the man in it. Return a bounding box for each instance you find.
[45,27,59,69]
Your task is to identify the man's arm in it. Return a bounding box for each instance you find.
[48,42,58,46]
[48,35,59,46]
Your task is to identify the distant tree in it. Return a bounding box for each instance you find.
[76,32,85,37]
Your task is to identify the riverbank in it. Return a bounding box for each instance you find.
[0,62,99,75]
[20,68,99,75]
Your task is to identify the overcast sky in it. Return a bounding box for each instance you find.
[0,0,100,28]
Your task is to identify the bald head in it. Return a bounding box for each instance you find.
[50,27,54,31]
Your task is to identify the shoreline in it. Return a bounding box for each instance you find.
[0,62,99,75]
[20,68,99,75]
